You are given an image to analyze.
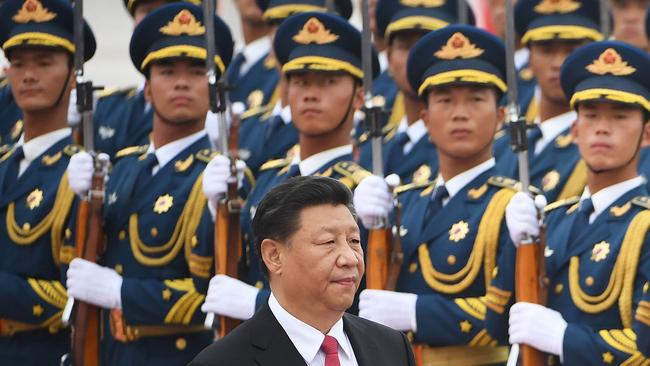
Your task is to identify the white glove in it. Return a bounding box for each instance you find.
[67,151,94,197]
[201,275,259,321]
[509,302,567,358]
[358,289,417,332]
[202,155,246,208]
[67,89,97,126]
[505,192,546,246]
[353,175,393,229]
[66,258,123,310]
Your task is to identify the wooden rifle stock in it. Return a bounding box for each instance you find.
[214,107,243,337]
[367,186,403,291]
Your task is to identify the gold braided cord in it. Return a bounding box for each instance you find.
[557,159,587,201]
[418,189,513,294]
[569,210,650,326]
[131,174,207,267]
[5,172,75,266]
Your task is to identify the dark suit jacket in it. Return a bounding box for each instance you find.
[189,303,416,366]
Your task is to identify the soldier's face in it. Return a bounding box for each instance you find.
[529,41,586,104]
[611,0,650,50]
[387,31,424,97]
[287,72,364,136]
[264,204,364,315]
[145,59,209,125]
[133,0,170,27]
[235,0,264,23]
[423,85,503,160]
[7,48,73,113]
[573,102,649,173]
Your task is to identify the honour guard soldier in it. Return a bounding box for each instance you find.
[610,0,649,52]
[237,0,352,176]
[64,4,234,364]
[226,0,278,113]
[90,0,200,161]
[358,0,475,184]
[494,0,605,203]
[200,11,377,323]
[0,0,95,363]
[491,40,650,365]
[353,25,518,365]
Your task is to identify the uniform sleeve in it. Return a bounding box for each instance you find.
[0,271,67,326]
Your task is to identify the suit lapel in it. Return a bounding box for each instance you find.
[251,304,307,366]
[343,314,379,366]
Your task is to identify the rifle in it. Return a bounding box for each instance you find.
[61,0,108,365]
[599,0,610,39]
[202,0,243,337]
[505,0,547,364]
[359,0,403,291]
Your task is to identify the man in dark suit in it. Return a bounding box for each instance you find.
[190,176,415,366]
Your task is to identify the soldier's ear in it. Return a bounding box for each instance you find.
[143,81,151,103]
[261,238,283,276]
[496,106,506,133]
[641,120,650,148]
[571,117,579,141]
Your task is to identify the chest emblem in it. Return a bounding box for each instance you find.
[153,194,174,214]
[542,170,560,192]
[591,241,610,262]
[449,221,469,242]
[26,189,43,210]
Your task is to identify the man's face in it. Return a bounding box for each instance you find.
[278,204,364,313]
[288,72,363,136]
[529,40,587,104]
[8,48,72,113]
[573,101,648,172]
[133,0,170,27]
[423,85,503,160]
[611,0,650,50]
[235,0,264,23]
[145,59,209,125]
[387,31,425,97]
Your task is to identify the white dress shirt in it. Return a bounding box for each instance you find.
[270,101,293,125]
[579,176,645,223]
[146,130,206,175]
[394,117,428,155]
[289,145,353,176]
[534,110,577,155]
[15,128,71,176]
[237,36,271,77]
[268,293,358,366]
[435,158,496,206]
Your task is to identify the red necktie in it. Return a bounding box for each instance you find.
[320,335,340,366]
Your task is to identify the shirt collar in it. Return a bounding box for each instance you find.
[241,36,271,74]
[537,110,576,142]
[17,128,71,162]
[147,130,206,170]
[290,145,353,176]
[268,293,353,363]
[580,176,645,220]
[436,158,495,200]
[406,119,427,144]
[378,50,388,73]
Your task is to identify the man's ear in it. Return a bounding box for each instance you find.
[353,82,365,111]
[642,120,650,148]
[261,238,284,276]
[144,80,151,103]
[496,105,506,133]
[571,117,579,141]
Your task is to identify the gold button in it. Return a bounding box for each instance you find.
[176,337,187,351]
[118,230,126,241]
[554,283,564,294]
[115,264,123,274]
[255,281,264,289]
[644,282,649,293]
[543,277,550,286]
[65,228,72,239]
[447,255,456,265]
[586,276,594,287]
[150,227,158,237]
[409,262,418,273]
[23,222,31,231]
[191,235,198,248]
[492,267,499,278]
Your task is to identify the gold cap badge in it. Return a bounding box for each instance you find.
[586,48,636,76]
[159,10,205,36]
[292,17,339,45]
[401,0,445,7]
[534,0,581,14]
[434,32,484,60]
[12,0,56,23]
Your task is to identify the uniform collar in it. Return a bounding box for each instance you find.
[436,158,495,201]
[271,101,292,125]
[147,130,206,172]
[537,110,576,143]
[290,145,353,176]
[17,128,71,163]
[240,36,271,75]
[378,50,388,73]
[268,293,354,364]
[580,176,645,222]
[396,117,427,143]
